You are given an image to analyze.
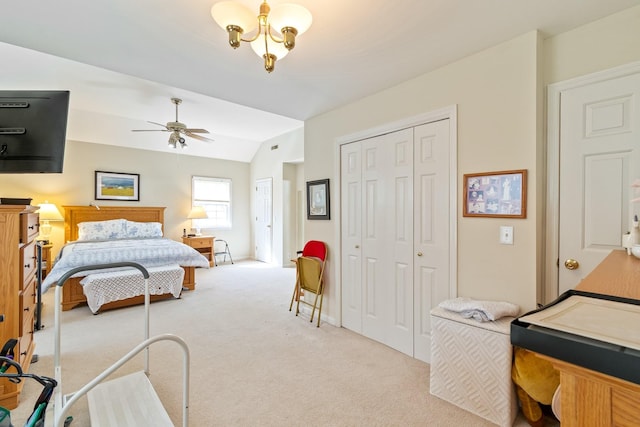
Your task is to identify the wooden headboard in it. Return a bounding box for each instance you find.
[63,206,165,242]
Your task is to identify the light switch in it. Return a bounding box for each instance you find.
[500,226,514,245]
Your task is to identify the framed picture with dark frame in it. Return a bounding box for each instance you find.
[95,170,140,201]
[463,169,527,218]
[306,179,330,220]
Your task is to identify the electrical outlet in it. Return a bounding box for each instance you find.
[500,226,514,245]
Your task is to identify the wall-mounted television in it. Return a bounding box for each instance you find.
[0,90,70,173]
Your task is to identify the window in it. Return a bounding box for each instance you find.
[192,176,232,229]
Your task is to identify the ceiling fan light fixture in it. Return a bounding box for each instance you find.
[168,131,178,148]
[132,98,215,146]
[211,0,312,73]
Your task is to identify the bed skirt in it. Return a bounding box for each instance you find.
[80,264,185,313]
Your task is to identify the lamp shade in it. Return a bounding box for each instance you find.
[251,36,289,60]
[38,202,63,221]
[269,3,312,35]
[187,206,208,220]
[211,1,257,33]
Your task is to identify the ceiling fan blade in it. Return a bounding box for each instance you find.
[132,120,170,132]
[184,128,210,134]
[185,131,215,142]
[148,121,168,128]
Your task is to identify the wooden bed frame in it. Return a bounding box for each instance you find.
[60,206,195,312]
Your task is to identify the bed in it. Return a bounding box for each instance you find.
[42,206,210,312]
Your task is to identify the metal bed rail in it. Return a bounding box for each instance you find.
[51,262,190,427]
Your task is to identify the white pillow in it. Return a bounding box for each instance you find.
[125,221,163,238]
[77,219,127,241]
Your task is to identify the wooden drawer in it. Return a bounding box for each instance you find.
[20,240,37,290]
[18,321,34,367]
[187,237,213,249]
[19,278,37,336]
[20,212,39,243]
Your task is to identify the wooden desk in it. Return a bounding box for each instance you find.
[547,250,640,426]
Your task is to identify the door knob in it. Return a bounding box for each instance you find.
[564,259,579,270]
[355,245,360,249]
[417,252,423,257]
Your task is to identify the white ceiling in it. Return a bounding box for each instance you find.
[1,0,638,162]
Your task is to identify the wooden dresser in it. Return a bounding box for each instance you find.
[0,204,38,409]
[547,250,640,426]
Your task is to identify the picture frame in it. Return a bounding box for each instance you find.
[95,171,140,201]
[463,169,527,218]
[307,179,330,220]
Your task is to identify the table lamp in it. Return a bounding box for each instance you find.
[187,206,208,236]
[38,201,63,242]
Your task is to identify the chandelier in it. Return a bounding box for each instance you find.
[211,1,312,73]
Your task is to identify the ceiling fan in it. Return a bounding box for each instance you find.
[132,97,214,148]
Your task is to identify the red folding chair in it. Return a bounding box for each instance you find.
[288,240,327,327]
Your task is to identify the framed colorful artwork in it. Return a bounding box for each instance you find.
[95,171,140,201]
[463,169,527,218]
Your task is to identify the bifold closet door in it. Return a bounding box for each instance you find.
[341,128,415,356]
[341,142,363,332]
[412,119,451,362]
[341,119,451,362]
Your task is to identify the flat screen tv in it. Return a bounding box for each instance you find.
[0,90,70,173]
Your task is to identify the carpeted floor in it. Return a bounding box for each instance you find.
[10,261,538,426]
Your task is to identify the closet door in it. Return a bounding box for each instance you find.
[341,142,363,332]
[356,128,414,356]
[413,119,451,362]
[374,129,414,355]
[340,118,452,362]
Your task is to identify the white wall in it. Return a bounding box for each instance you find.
[249,127,304,266]
[0,139,251,260]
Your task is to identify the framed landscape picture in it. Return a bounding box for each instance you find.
[463,169,527,218]
[95,171,140,201]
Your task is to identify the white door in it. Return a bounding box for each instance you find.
[340,118,452,362]
[558,72,640,294]
[341,142,363,332]
[255,178,273,263]
[413,119,451,362]
[360,128,414,355]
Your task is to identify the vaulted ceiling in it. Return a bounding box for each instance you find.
[1,0,637,161]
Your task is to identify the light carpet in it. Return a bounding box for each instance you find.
[11,261,533,426]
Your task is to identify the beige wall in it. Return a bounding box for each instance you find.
[303,5,640,326]
[0,140,251,260]
[544,5,640,85]
[304,31,541,324]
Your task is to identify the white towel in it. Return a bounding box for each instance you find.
[438,297,520,322]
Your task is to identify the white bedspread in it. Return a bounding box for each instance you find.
[42,238,210,292]
[80,264,185,313]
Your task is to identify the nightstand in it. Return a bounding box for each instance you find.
[39,243,53,280]
[182,236,214,267]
